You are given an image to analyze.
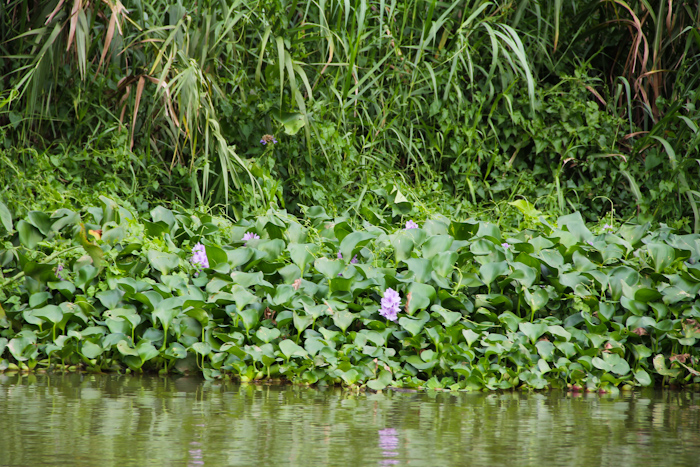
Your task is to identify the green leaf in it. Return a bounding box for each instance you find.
[405,258,431,283]
[399,311,430,337]
[535,340,554,362]
[498,311,522,332]
[407,282,436,315]
[293,312,313,334]
[608,267,639,301]
[136,340,160,362]
[314,257,344,279]
[151,206,176,231]
[634,369,652,386]
[421,235,453,259]
[81,341,103,359]
[227,248,254,268]
[339,368,361,385]
[17,220,43,249]
[523,288,548,313]
[152,296,185,333]
[0,200,12,233]
[27,211,53,236]
[32,305,63,324]
[653,354,681,377]
[288,243,316,273]
[279,339,308,359]
[431,251,457,277]
[165,342,188,359]
[479,261,509,285]
[238,307,260,333]
[48,281,76,300]
[519,321,547,343]
[75,264,98,291]
[366,370,393,391]
[557,212,593,242]
[339,231,375,262]
[509,199,542,220]
[392,234,414,262]
[256,327,281,343]
[96,288,124,310]
[647,243,675,273]
[190,342,212,357]
[431,305,463,327]
[205,244,228,269]
[230,285,258,310]
[332,310,356,333]
[462,329,480,347]
[117,340,139,357]
[147,251,180,275]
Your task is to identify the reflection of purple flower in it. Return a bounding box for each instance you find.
[380,288,401,321]
[56,264,64,280]
[379,428,399,462]
[191,243,209,277]
[405,220,419,230]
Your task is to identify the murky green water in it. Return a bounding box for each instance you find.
[1,374,699,466]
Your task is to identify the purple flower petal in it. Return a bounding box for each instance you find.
[380,288,401,321]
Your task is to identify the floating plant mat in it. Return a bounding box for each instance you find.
[1,199,700,392]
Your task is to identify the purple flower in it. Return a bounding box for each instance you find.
[603,223,614,232]
[242,231,260,246]
[55,264,64,281]
[337,251,359,264]
[191,243,209,276]
[405,220,419,230]
[502,242,510,250]
[380,288,401,321]
[587,240,594,246]
[260,134,277,145]
[243,231,260,241]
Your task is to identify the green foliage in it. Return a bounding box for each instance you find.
[2,200,700,392]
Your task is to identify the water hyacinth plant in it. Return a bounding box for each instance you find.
[1,200,700,394]
[405,221,419,230]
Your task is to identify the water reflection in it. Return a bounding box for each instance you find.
[378,428,399,465]
[0,373,699,466]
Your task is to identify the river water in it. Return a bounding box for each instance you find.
[1,373,699,466]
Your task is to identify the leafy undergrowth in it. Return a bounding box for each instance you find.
[1,198,699,393]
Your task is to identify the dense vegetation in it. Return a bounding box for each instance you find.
[1,0,699,390]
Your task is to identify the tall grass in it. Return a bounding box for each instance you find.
[1,0,698,229]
